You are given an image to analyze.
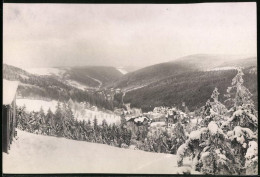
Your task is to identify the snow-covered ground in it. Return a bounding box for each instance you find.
[75,109,121,125]
[66,79,88,91]
[207,66,237,71]
[117,67,128,75]
[3,130,199,174]
[16,99,58,113]
[16,98,121,125]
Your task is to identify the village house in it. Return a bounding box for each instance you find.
[2,79,19,153]
[126,115,151,138]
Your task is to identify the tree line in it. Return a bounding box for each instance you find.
[16,102,132,148]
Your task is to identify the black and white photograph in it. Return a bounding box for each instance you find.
[2,2,258,175]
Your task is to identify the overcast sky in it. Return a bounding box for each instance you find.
[3,3,256,68]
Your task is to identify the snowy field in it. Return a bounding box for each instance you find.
[207,66,237,71]
[65,79,88,90]
[116,67,128,74]
[75,109,121,125]
[16,99,58,113]
[16,98,121,125]
[3,130,199,174]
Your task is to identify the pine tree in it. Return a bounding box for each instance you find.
[211,88,228,116]
[225,68,256,114]
[200,88,228,127]
[170,122,187,154]
[93,116,98,130]
[54,101,64,137]
[39,107,45,123]
[38,107,46,134]
[200,99,213,127]
[46,108,55,135]
[223,68,258,174]
[120,115,127,128]
[177,122,240,175]
[87,119,91,125]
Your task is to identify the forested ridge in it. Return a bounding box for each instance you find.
[124,67,257,112]
[3,64,120,110]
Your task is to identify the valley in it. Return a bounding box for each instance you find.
[3,3,257,175]
[3,54,258,175]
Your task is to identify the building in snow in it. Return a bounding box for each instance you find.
[2,79,19,153]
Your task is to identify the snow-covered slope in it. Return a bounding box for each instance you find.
[207,66,237,71]
[3,130,199,174]
[16,98,121,125]
[75,108,121,125]
[117,67,128,75]
[16,99,58,113]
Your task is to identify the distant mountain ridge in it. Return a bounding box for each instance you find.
[3,54,257,112]
[107,54,257,112]
[110,54,256,91]
[24,65,123,90]
[3,64,121,110]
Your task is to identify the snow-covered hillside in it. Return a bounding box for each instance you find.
[117,67,128,75]
[16,99,58,113]
[74,108,121,125]
[207,66,237,71]
[3,130,199,174]
[65,79,88,90]
[16,98,121,125]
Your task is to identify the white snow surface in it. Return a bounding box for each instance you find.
[117,67,128,74]
[177,143,188,158]
[215,149,227,161]
[66,80,88,90]
[245,141,258,159]
[16,98,120,125]
[208,121,225,136]
[189,128,208,140]
[228,126,256,144]
[75,109,121,126]
[16,99,57,113]
[3,130,200,174]
[208,66,237,71]
[230,109,258,123]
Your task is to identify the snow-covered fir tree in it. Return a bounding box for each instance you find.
[222,68,258,174]
[177,121,240,175]
[169,121,187,154]
[245,141,258,175]
[200,88,228,127]
[225,67,256,115]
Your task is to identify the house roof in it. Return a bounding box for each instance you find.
[3,79,19,105]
